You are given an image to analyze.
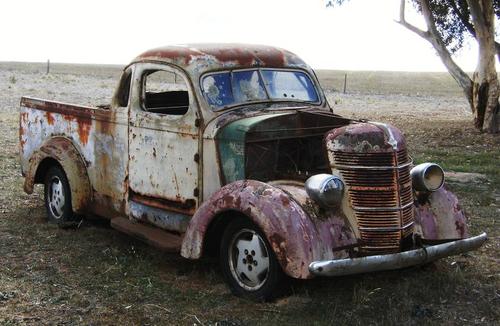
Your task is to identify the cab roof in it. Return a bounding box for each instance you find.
[132,43,310,76]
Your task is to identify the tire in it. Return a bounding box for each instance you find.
[44,165,75,227]
[220,217,286,301]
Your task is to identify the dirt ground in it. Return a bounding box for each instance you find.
[0,63,498,325]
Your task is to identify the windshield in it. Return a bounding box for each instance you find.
[201,69,320,110]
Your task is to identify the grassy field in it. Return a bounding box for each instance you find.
[0,63,498,325]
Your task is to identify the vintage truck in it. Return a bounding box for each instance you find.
[20,44,487,300]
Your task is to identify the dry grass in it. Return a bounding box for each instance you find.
[0,63,498,325]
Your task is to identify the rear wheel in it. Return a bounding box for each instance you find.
[220,218,285,301]
[44,165,75,226]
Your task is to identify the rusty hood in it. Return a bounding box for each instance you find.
[214,109,352,184]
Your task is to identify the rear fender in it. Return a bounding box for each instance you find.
[181,180,356,279]
[24,136,91,214]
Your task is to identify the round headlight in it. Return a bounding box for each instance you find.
[305,174,344,208]
[410,163,445,192]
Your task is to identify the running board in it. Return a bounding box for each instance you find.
[110,217,183,253]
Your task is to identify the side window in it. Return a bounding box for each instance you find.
[142,70,189,115]
[116,69,132,107]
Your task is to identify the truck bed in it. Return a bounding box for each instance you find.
[20,96,129,218]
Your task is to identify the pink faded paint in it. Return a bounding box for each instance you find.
[325,122,406,154]
[414,186,469,240]
[181,180,356,279]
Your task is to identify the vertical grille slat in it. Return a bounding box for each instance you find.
[333,149,415,254]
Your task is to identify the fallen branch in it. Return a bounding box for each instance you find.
[144,303,172,314]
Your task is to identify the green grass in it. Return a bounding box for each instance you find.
[1,116,498,326]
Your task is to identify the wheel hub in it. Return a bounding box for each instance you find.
[229,229,270,290]
[48,176,65,219]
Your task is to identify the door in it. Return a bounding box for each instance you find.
[128,63,200,231]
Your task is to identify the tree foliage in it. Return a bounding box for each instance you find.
[327,0,500,56]
[411,0,500,54]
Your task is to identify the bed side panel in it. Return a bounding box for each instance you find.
[20,97,129,216]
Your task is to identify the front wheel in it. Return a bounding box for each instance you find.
[220,218,286,301]
[44,165,75,226]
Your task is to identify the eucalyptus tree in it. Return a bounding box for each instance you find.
[327,0,499,133]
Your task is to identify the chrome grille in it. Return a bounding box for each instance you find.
[333,149,414,253]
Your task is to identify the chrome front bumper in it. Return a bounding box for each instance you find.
[309,233,488,277]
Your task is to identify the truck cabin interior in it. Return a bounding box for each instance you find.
[142,70,189,115]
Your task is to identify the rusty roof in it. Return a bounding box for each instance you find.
[132,43,309,75]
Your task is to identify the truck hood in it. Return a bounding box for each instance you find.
[215,109,352,184]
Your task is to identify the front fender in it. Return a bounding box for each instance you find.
[181,180,356,279]
[414,186,469,240]
[24,136,91,214]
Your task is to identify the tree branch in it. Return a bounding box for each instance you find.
[422,0,473,100]
[448,0,500,62]
[397,0,473,101]
[395,0,429,39]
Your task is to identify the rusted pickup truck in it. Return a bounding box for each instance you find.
[20,44,487,300]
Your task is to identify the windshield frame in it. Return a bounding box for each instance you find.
[199,67,323,111]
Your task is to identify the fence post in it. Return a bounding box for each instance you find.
[46,59,50,74]
[343,73,347,94]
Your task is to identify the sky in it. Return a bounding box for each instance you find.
[0,0,480,71]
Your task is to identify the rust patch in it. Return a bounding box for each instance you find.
[19,115,26,150]
[76,117,92,145]
[209,47,286,67]
[269,233,288,269]
[20,138,26,150]
[137,47,196,65]
[455,220,466,238]
[45,111,55,125]
[130,190,196,215]
[22,97,93,119]
[20,112,29,124]
[21,97,114,124]
[95,117,115,136]
[134,44,307,73]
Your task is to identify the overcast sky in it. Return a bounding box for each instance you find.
[0,0,478,71]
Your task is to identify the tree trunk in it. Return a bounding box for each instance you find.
[472,74,499,132]
[398,0,473,104]
[468,0,499,133]
[398,0,499,133]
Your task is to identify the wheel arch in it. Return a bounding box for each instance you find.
[181,180,324,279]
[24,136,91,214]
[34,157,61,184]
[202,209,247,258]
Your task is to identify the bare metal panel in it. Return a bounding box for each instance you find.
[128,63,200,215]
